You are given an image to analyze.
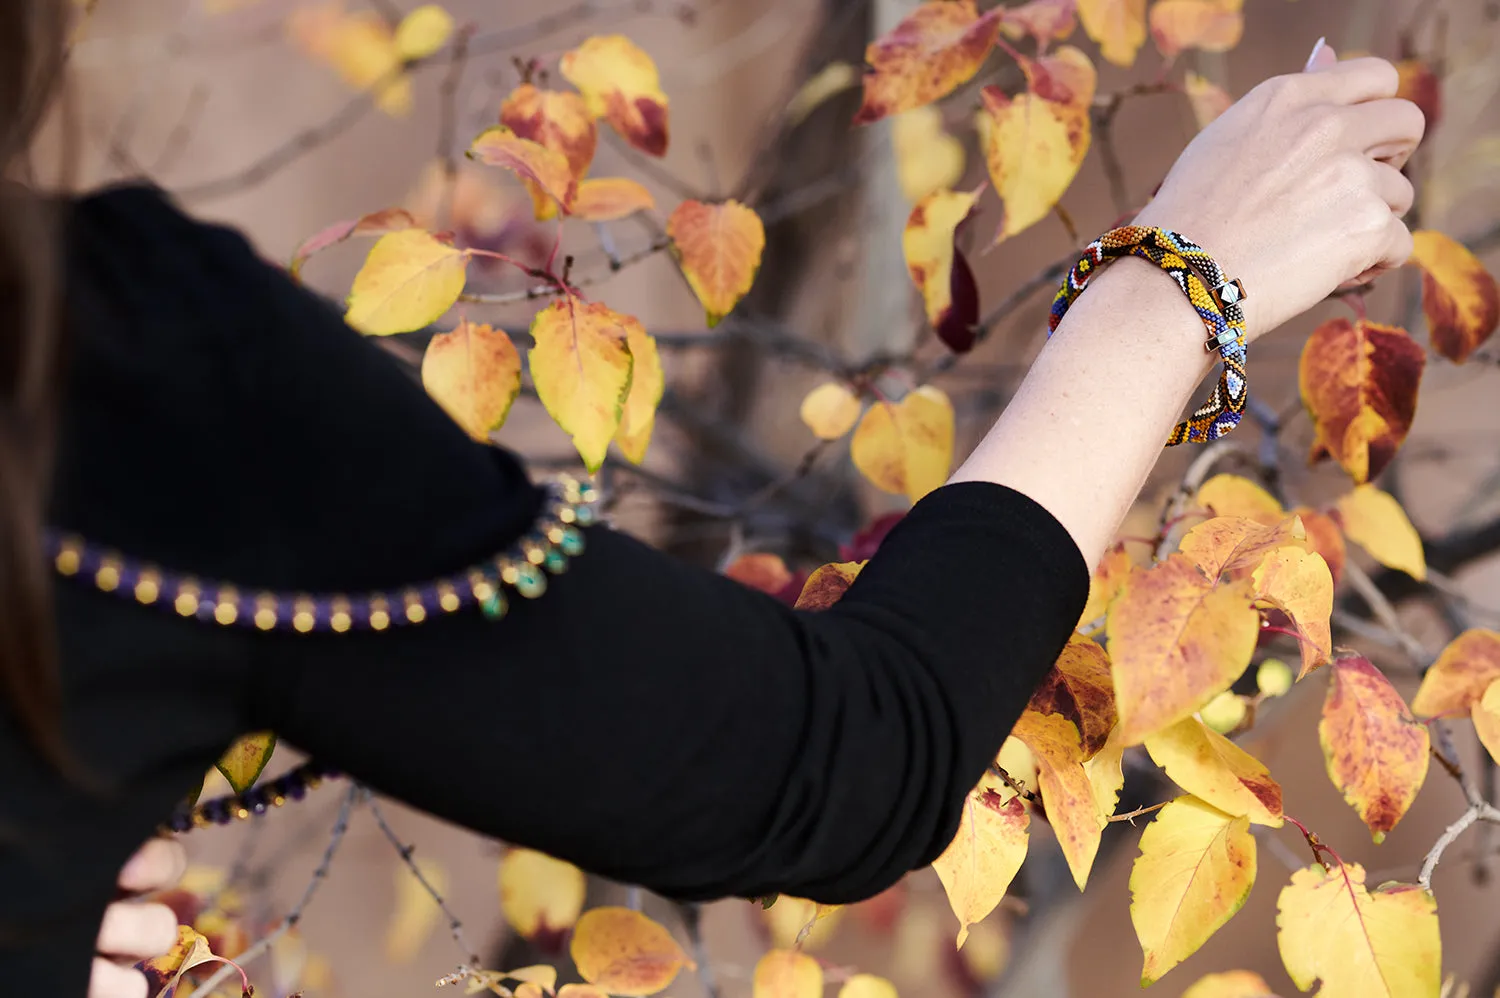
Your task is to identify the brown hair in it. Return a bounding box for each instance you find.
[0,0,71,766]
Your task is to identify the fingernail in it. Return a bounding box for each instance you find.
[1303,36,1327,71]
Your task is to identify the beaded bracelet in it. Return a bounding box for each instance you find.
[1049,226,1249,446]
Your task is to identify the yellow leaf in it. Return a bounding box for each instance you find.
[1184,72,1233,129]
[570,907,693,996]
[762,897,843,950]
[385,857,446,964]
[1415,629,1500,718]
[528,297,635,473]
[394,4,453,61]
[850,385,954,504]
[500,85,598,219]
[1200,690,1248,734]
[1149,0,1244,60]
[574,178,656,222]
[1085,725,1127,819]
[289,207,416,281]
[1292,506,1348,586]
[1472,679,1500,765]
[1078,542,1131,627]
[1144,717,1283,826]
[1252,546,1334,677]
[558,986,612,998]
[1276,863,1440,998]
[498,847,586,942]
[1182,969,1278,998]
[561,35,670,156]
[1130,797,1256,986]
[753,949,823,998]
[615,316,662,464]
[893,107,966,203]
[288,6,411,115]
[1178,515,1304,580]
[1409,229,1500,363]
[981,47,1094,242]
[794,561,866,611]
[1107,555,1260,744]
[800,382,862,440]
[1319,656,1430,842]
[666,199,765,327]
[1077,0,1147,67]
[1334,485,1427,581]
[1194,474,1283,524]
[903,186,983,353]
[1028,633,1116,759]
[786,61,860,127]
[998,0,1078,45]
[421,319,522,442]
[839,974,898,998]
[853,1,1002,124]
[215,732,275,794]
[1011,711,1104,889]
[139,925,225,997]
[469,126,579,215]
[932,770,1029,947]
[345,229,469,335]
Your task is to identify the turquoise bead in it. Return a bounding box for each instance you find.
[481,590,507,620]
[544,548,568,574]
[560,526,585,556]
[575,505,597,526]
[516,564,547,598]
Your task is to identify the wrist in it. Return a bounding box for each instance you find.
[1058,256,1217,378]
[1128,211,1262,339]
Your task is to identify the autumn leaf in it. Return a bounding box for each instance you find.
[1293,506,1347,587]
[499,85,598,219]
[1396,58,1442,129]
[1078,542,1131,627]
[981,47,1094,242]
[1408,229,1500,363]
[893,107,966,203]
[1299,318,1425,484]
[1107,554,1260,744]
[1414,629,1500,718]
[753,949,823,998]
[1130,796,1257,986]
[850,385,955,503]
[999,0,1078,46]
[1194,474,1282,524]
[1011,710,1105,889]
[1077,0,1147,67]
[762,897,843,950]
[289,207,415,280]
[393,4,453,61]
[838,974,899,998]
[1319,655,1430,842]
[558,985,612,998]
[932,770,1029,947]
[1473,679,1500,765]
[345,229,469,335]
[1252,546,1334,676]
[795,561,866,611]
[571,907,693,996]
[1182,969,1278,998]
[725,553,795,597]
[528,297,635,472]
[800,382,862,440]
[287,6,411,115]
[574,178,656,222]
[1149,0,1243,60]
[421,319,522,442]
[1184,72,1233,129]
[903,186,982,353]
[139,925,229,998]
[1334,485,1427,581]
[1085,725,1127,819]
[385,857,445,964]
[1144,717,1282,826]
[1178,515,1304,580]
[666,199,766,327]
[786,62,860,126]
[468,126,578,215]
[215,732,275,794]
[615,315,663,464]
[853,0,1002,124]
[1276,864,1440,998]
[498,847,586,944]
[561,34,670,156]
[1028,634,1116,758]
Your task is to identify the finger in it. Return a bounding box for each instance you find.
[96,901,178,959]
[1305,38,1338,72]
[1302,56,1401,104]
[1376,214,1415,272]
[1343,98,1426,159]
[1370,160,1416,216]
[117,837,187,894]
[88,958,148,998]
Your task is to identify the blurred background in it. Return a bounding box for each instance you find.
[55,0,1500,995]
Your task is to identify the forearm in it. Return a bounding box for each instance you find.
[950,257,1217,571]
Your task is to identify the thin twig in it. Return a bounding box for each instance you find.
[1108,800,1170,824]
[366,795,485,966]
[1343,561,1430,665]
[1420,801,1500,891]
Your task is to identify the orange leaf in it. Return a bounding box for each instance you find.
[527,297,635,472]
[559,986,613,998]
[1194,473,1282,524]
[850,385,955,503]
[1334,485,1426,581]
[666,199,766,327]
[1396,58,1442,129]
[1144,717,1282,826]
[574,178,656,222]
[1299,318,1425,484]
[1177,515,1304,580]
[800,382,862,440]
[570,907,693,997]
[1019,45,1097,112]
[999,0,1078,46]
[1472,679,1500,766]
[838,974,899,998]
[140,925,226,998]
[1181,969,1278,998]
[500,85,598,220]
[468,126,578,215]
[1184,72,1233,129]
[1292,506,1347,587]
[1149,0,1243,60]
[1077,0,1146,67]
[1413,628,1500,718]
[215,732,276,794]
[1011,710,1105,888]
[795,561,866,611]
[853,0,1002,125]
[289,207,415,280]
[615,315,663,464]
[421,319,522,442]
[903,186,983,353]
[561,35,670,156]
[1409,229,1500,363]
[1107,554,1259,744]
[1078,542,1131,626]
[1320,656,1430,842]
[1253,547,1334,676]
[345,229,469,335]
[932,771,1029,947]
[725,553,794,596]
[1028,634,1116,758]
[498,847,586,943]
[752,950,822,998]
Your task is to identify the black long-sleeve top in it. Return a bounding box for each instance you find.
[2,183,1088,996]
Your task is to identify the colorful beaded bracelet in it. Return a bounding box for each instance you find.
[1049,226,1249,446]
[161,761,340,835]
[45,474,601,632]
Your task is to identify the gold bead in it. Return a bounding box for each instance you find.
[524,544,546,566]
[472,579,495,603]
[95,559,121,592]
[254,595,278,631]
[193,811,212,829]
[330,598,352,633]
[55,542,81,576]
[293,597,315,634]
[175,583,200,618]
[214,588,239,625]
[135,573,160,604]
[272,795,286,807]
[404,591,427,624]
[370,597,390,631]
[500,560,521,586]
[545,524,566,544]
[558,506,577,524]
[438,583,460,613]
[235,808,250,821]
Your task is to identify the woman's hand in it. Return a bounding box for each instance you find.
[90,838,186,998]
[1133,43,1424,341]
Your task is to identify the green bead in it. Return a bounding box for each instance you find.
[560,526,585,556]
[544,548,568,574]
[575,504,597,526]
[516,564,547,598]
[481,590,508,620]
